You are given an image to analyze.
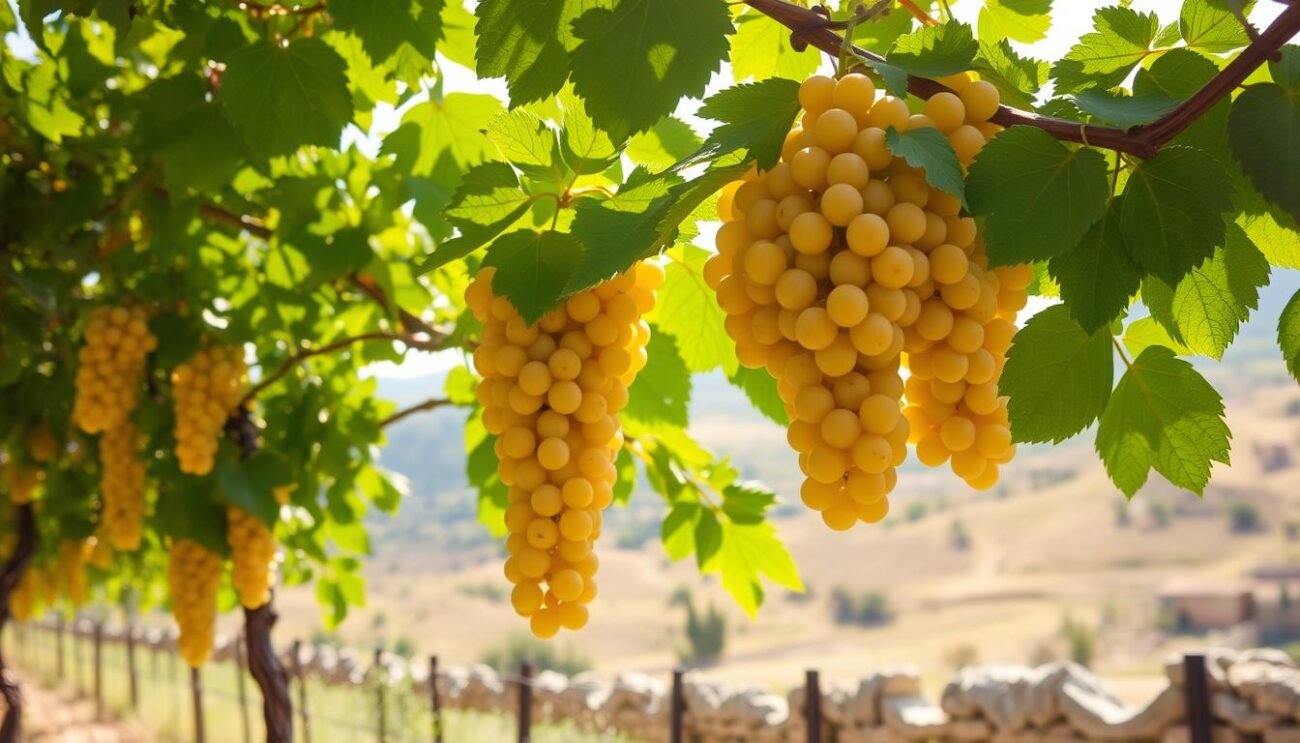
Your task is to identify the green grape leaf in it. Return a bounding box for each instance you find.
[884,126,966,208]
[559,86,622,175]
[729,366,788,426]
[440,162,533,256]
[1051,7,1159,93]
[694,509,723,569]
[974,39,1048,110]
[483,230,583,323]
[1095,346,1230,497]
[444,365,478,405]
[721,481,777,526]
[628,117,702,170]
[978,0,1051,45]
[966,127,1110,265]
[1235,175,1300,269]
[466,414,508,538]
[1069,90,1179,130]
[716,520,803,617]
[1118,146,1234,285]
[566,170,681,291]
[864,59,910,100]
[330,0,442,64]
[1049,205,1141,334]
[137,75,243,193]
[219,39,354,161]
[625,332,692,428]
[888,20,978,78]
[1144,226,1270,359]
[385,93,504,177]
[1180,0,1254,53]
[1280,290,1300,382]
[1272,46,1300,91]
[156,487,230,558]
[1133,49,1227,155]
[731,9,821,82]
[473,0,590,105]
[438,0,479,68]
[650,244,736,374]
[1123,316,1192,359]
[849,3,912,55]
[569,0,732,141]
[661,502,701,561]
[1002,304,1114,444]
[487,109,563,180]
[1229,83,1300,227]
[613,447,637,506]
[696,78,803,170]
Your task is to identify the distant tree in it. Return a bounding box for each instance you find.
[392,637,417,659]
[1228,501,1263,533]
[949,518,971,551]
[1060,613,1096,668]
[669,588,726,665]
[1113,501,1131,528]
[905,502,928,523]
[830,587,890,627]
[480,633,591,677]
[1149,501,1171,529]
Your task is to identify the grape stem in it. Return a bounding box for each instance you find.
[746,0,1300,158]
[239,332,415,406]
[379,397,452,428]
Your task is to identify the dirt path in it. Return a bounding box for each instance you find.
[3,672,152,742]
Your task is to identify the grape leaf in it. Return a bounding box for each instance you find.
[438,0,479,68]
[864,59,910,100]
[849,3,912,54]
[722,481,778,526]
[628,117,702,170]
[729,366,788,426]
[715,520,803,617]
[215,451,293,528]
[1095,346,1230,497]
[1123,316,1191,359]
[444,162,532,230]
[1229,82,1300,227]
[1051,7,1159,94]
[137,75,243,193]
[1069,90,1179,130]
[558,86,622,175]
[978,0,1051,45]
[1133,49,1227,155]
[386,93,504,177]
[466,414,508,538]
[649,244,736,374]
[330,0,442,64]
[966,127,1110,265]
[888,21,978,78]
[220,39,354,161]
[1049,205,1141,333]
[696,78,802,170]
[569,0,732,141]
[1001,304,1114,444]
[731,9,821,82]
[487,109,563,180]
[1235,176,1300,269]
[625,332,692,428]
[974,39,1047,110]
[483,230,584,323]
[473,0,591,105]
[884,126,966,208]
[1144,225,1269,359]
[1180,0,1254,53]
[1281,290,1300,382]
[567,170,682,292]
[1119,146,1234,285]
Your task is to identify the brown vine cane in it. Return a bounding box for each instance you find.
[745,0,1300,159]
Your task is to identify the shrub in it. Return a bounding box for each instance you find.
[830,587,890,627]
[669,588,727,665]
[480,632,592,677]
[1228,501,1263,533]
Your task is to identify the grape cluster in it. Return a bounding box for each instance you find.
[4,463,41,505]
[9,568,40,622]
[713,72,1028,529]
[73,306,157,434]
[167,539,223,667]
[465,261,663,638]
[100,421,147,551]
[227,505,276,610]
[172,345,247,475]
[28,425,58,463]
[88,535,114,570]
[57,539,91,607]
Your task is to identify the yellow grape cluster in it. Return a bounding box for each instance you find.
[73,306,157,434]
[227,506,276,610]
[172,345,247,475]
[9,568,40,622]
[100,421,147,551]
[465,262,664,638]
[28,425,57,463]
[4,463,41,505]
[712,72,1028,529]
[57,539,91,607]
[168,539,223,667]
[88,536,114,570]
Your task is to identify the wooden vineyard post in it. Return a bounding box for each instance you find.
[517,660,533,743]
[805,669,821,743]
[1184,654,1213,743]
[671,668,685,743]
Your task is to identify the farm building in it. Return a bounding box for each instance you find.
[1158,581,1256,631]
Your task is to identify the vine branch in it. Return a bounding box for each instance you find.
[745,0,1300,158]
[240,332,410,406]
[379,397,452,428]
[0,504,39,743]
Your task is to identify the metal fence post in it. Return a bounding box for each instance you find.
[292,640,312,743]
[518,660,533,743]
[375,647,387,743]
[805,669,822,743]
[1184,654,1213,743]
[671,668,685,743]
[192,665,206,743]
[93,621,103,719]
[430,655,443,743]
[235,632,251,743]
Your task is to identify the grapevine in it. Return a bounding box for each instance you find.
[172,345,248,476]
[167,539,223,668]
[228,506,276,610]
[466,261,663,637]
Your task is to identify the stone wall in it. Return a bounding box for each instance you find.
[53,621,1300,742]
